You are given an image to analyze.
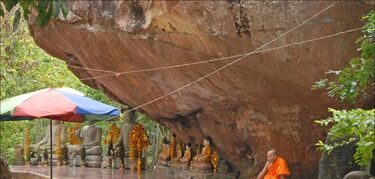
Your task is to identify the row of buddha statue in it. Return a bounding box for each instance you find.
[17,118,224,174]
[20,120,104,167]
[157,135,220,173]
[18,111,141,168]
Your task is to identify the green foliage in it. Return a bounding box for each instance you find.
[316,109,375,166]
[0,15,119,105]
[0,15,120,164]
[312,10,375,103]
[314,10,375,167]
[0,0,69,31]
[0,7,162,167]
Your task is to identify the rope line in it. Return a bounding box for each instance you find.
[67,33,92,67]
[78,27,360,81]
[71,2,339,81]
[81,2,339,127]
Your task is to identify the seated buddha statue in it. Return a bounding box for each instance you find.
[157,138,170,166]
[31,121,65,154]
[68,120,102,167]
[179,143,192,163]
[171,143,192,170]
[69,121,102,155]
[173,140,183,161]
[190,137,213,172]
[193,137,211,162]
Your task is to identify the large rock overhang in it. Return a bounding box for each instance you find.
[28,1,373,178]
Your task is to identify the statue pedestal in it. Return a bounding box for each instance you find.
[170,161,190,170]
[86,155,102,168]
[30,158,39,166]
[156,165,237,179]
[217,160,229,173]
[69,155,102,167]
[113,157,145,169]
[190,161,213,173]
[157,159,169,167]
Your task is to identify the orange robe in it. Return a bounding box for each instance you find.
[169,138,176,158]
[180,149,191,162]
[264,157,290,179]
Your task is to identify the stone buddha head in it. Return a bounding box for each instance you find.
[186,143,191,150]
[123,110,136,124]
[203,137,211,147]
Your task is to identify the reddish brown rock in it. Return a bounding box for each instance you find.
[28,1,373,178]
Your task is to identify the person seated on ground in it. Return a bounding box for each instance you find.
[257,149,290,179]
[192,137,211,162]
[179,143,192,163]
[158,138,171,161]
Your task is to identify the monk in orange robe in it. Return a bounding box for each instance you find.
[257,149,290,179]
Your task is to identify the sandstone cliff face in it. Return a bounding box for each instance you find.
[28,1,373,178]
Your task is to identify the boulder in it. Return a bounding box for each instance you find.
[28,1,374,178]
[343,171,373,179]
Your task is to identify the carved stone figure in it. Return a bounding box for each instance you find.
[157,138,171,166]
[113,111,139,169]
[68,120,102,167]
[30,121,65,154]
[171,143,192,170]
[190,137,213,173]
[115,111,136,158]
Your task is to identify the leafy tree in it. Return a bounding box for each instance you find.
[312,10,374,103]
[0,0,69,31]
[0,12,120,164]
[313,10,375,166]
[316,109,374,166]
[0,4,164,166]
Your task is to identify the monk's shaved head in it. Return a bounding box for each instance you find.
[267,149,277,155]
[267,149,278,162]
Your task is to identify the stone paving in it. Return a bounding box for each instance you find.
[10,165,169,179]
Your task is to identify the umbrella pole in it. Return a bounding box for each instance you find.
[50,119,53,178]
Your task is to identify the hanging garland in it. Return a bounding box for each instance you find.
[104,123,120,145]
[23,128,31,165]
[128,124,149,170]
